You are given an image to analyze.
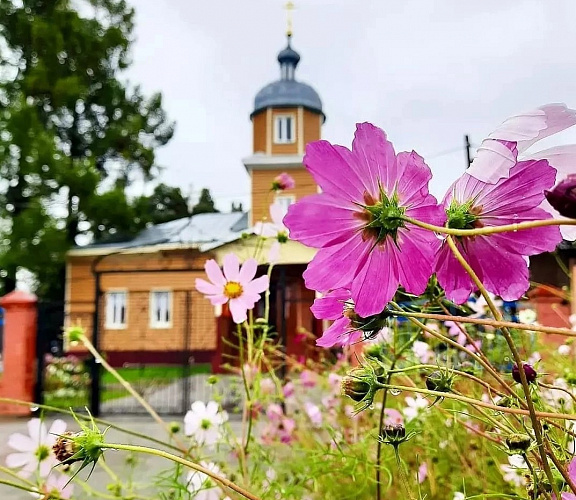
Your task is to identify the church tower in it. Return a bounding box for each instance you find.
[244,18,325,225]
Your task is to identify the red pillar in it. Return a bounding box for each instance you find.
[0,291,38,416]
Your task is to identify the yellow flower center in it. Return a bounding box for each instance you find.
[224,281,243,299]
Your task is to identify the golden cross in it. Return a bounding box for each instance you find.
[285,1,295,37]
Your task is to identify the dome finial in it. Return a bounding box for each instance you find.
[285,1,295,38]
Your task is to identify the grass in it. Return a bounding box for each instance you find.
[44,364,212,410]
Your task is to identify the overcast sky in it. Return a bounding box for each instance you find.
[125,0,576,211]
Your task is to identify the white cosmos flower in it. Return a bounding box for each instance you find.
[453,492,466,500]
[253,203,289,263]
[31,472,74,499]
[187,461,228,500]
[402,395,429,422]
[558,344,571,356]
[500,454,529,488]
[6,418,66,478]
[184,401,228,446]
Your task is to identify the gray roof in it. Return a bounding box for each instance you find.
[77,212,249,253]
[253,80,323,117]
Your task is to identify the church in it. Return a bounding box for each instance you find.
[65,32,326,371]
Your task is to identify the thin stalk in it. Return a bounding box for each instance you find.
[392,310,576,338]
[402,215,576,237]
[78,334,186,450]
[446,236,564,499]
[393,447,416,500]
[0,398,182,452]
[375,382,576,420]
[522,452,539,500]
[376,363,395,500]
[0,479,39,494]
[100,443,261,500]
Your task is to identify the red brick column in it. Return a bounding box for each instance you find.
[0,291,38,416]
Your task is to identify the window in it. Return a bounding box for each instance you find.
[275,195,296,217]
[105,291,127,329]
[150,290,172,328]
[274,115,295,144]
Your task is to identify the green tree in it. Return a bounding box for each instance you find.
[0,0,174,298]
[191,188,219,215]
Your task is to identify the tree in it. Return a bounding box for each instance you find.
[0,0,174,299]
[191,188,219,215]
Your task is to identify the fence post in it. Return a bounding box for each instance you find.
[0,290,38,415]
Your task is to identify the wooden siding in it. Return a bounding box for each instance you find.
[251,168,318,224]
[66,251,217,354]
[252,110,267,153]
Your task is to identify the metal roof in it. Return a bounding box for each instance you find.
[253,79,323,117]
[69,212,249,255]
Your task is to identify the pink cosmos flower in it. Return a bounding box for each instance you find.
[384,408,404,426]
[6,418,66,478]
[282,381,295,399]
[196,253,269,323]
[412,340,434,363]
[466,103,576,240]
[304,402,322,427]
[417,463,428,484]
[272,172,296,191]
[284,123,445,317]
[299,370,317,388]
[436,159,562,303]
[33,473,74,499]
[445,321,467,345]
[254,203,289,263]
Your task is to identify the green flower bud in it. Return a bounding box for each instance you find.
[425,370,454,393]
[169,421,181,434]
[65,325,85,345]
[341,364,382,411]
[505,433,531,453]
[341,376,371,403]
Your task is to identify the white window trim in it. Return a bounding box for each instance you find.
[275,194,296,216]
[105,289,128,330]
[274,114,296,144]
[149,289,173,329]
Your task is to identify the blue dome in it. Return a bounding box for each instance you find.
[253,80,323,117]
[252,35,325,120]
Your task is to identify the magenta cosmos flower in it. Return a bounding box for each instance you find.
[195,253,269,323]
[435,159,562,303]
[310,288,388,347]
[284,123,444,317]
[466,103,576,239]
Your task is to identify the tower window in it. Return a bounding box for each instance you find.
[274,115,295,144]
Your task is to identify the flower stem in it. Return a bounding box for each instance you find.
[0,479,40,494]
[0,397,182,452]
[376,362,396,500]
[392,309,576,338]
[402,215,576,237]
[100,443,261,500]
[445,235,562,499]
[375,382,576,420]
[393,447,416,500]
[79,333,187,451]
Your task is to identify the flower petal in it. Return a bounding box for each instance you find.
[27,419,46,445]
[316,317,352,348]
[351,122,397,197]
[435,242,476,304]
[5,452,32,469]
[196,278,223,296]
[238,259,257,284]
[7,433,35,452]
[311,289,350,320]
[243,275,269,296]
[222,253,240,282]
[269,203,286,228]
[284,193,361,248]
[304,235,370,292]
[205,401,219,416]
[229,298,248,323]
[351,242,399,317]
[467,139,518,184]
[205,259,225,286]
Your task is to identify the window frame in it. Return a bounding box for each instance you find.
[105,289,128,330]
[274,114,296,144]
[149,289,173,329]
[275,194,296,217]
